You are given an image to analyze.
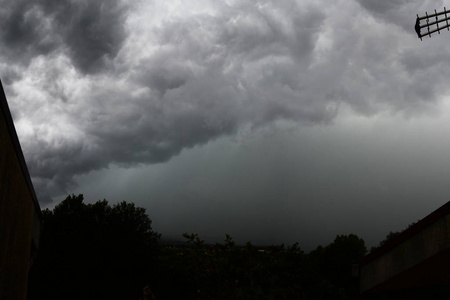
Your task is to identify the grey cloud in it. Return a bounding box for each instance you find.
[7,0,450,203]
[22,80,241,202]
[0,2,58,64]
[400,49,450,74]
[356,0,408,14]
[138,53,192,95]
[0,0,128,74]
[0,66,22,86]
[50,0,128,74]
[143,2,328,123]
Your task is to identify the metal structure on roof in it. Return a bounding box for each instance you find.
[415,7,450,40]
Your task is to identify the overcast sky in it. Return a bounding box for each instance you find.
[2,0,450,250]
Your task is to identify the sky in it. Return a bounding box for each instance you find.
[2,0,450,250]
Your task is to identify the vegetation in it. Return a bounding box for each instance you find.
[153,233,366,299]
[28,194,160,299]
[29,194,370,299]
[370,221,418,252]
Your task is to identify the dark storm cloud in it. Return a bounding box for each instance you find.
[4,0,450,203]
[19,77,242,203]
[0,0,127,74]
[19,1,329,203]
[0,66,21,86]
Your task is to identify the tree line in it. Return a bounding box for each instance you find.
[28,194,401,299]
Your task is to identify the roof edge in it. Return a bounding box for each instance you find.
[0,79,42,218]
[360,200,450,266]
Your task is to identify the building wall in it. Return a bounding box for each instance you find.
[360,215,450,293]
[0,83,41,300]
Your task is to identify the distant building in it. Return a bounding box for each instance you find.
[0,80,42,300]
[360,201,450,298]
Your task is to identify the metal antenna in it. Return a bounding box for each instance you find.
[415,7,450,40]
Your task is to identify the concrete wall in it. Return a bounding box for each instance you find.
[360,215,450,293]
[0,82,41,300]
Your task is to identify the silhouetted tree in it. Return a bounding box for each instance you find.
[321,234,367,298]
[28,194,159,299]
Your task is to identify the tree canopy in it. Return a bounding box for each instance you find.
[28,194,159,299]
[28,194,376,299]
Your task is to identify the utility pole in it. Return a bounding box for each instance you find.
[415,7,450,40]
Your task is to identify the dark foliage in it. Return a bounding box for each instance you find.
[29,194,370,299]
[154,233,366,299]
[28,194,159,300]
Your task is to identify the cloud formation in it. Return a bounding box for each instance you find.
[2,0,450,203]
[0,0,127,74]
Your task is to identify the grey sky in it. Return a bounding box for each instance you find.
[2,0,450,249]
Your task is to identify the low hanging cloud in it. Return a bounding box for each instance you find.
[0,0,128,74]
[2,0,450,203]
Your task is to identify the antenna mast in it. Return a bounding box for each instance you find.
[415,8,450,40]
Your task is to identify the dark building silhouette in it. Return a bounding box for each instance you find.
[0,80,42,299]
[360,201,450,298]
